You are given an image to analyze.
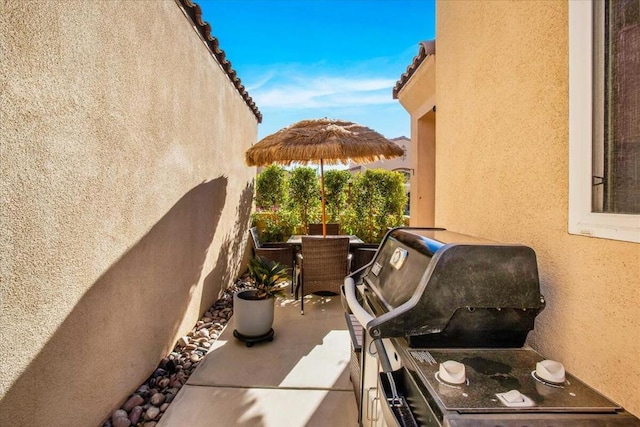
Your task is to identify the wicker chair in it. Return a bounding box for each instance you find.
[308,223,340,235]
[295,236,351,314]
[248,227,295,289]
[350,243,379,272]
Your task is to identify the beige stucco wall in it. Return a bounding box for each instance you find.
[397,57,436,226]
[432,0,639,416]
[0,1,257,425]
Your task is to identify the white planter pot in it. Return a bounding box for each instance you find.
[233,290,275,337]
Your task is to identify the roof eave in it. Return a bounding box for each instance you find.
[177,0,262,123]
[393,40,436,100]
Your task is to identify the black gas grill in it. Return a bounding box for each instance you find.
[342,227,639,426]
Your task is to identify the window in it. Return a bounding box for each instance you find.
[393,168,412,183]
[569,0,640,243]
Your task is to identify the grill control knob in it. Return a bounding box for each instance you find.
[536,359,566,384]
[439,360,466,384]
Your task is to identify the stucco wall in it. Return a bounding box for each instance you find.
[0,1,257,425]
[397,57,436,226]
[435,1,639,416]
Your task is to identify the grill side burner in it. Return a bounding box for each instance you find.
[389,344,640,426]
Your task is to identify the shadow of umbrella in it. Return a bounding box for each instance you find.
[245,118,403,237]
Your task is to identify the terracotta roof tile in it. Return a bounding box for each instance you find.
[392,40,436,99]
[178,0,262,123]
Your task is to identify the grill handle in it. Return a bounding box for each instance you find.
[344,277,374,327]
[374,339,402,406]
[345,277,405,417]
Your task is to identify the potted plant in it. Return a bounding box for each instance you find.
[233,256,290,346]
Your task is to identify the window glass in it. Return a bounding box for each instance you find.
[593,0,640,214]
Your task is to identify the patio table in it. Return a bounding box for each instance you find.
[286,235,364,246]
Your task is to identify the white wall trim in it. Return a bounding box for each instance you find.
[568,0,640,243]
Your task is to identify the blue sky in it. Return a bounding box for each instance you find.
[197,0,436,140]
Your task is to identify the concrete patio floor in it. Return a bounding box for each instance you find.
[158,294,358,427]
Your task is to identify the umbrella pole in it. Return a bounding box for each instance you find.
[320,159,327,237]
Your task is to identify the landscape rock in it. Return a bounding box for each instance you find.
[112,409,128,421]
[129,406,143,425]
[122,394,144,412]
[150,392,166,406]
[112,416,131,427]
[102,284,239,427]
[157,377,170,389]
[144,406,160,421]
[136,384,149,397]
[153,368,167,378]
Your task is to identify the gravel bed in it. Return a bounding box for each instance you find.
[102,277,254,427]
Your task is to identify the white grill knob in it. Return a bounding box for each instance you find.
[536,359,566,384]
[439,360,466,384]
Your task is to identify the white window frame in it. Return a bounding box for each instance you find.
[568,0,640,244]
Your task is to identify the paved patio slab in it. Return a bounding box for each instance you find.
[158,385,357,427]
[158,294,357,426]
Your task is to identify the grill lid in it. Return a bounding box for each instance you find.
[361,228,545,347]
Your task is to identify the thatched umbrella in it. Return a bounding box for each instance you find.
[245,118,404,237]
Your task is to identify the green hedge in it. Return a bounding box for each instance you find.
[252,166,407,243]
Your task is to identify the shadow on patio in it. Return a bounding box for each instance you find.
[157,295,358,427]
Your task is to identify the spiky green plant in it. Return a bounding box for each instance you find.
[247,256,290,299]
